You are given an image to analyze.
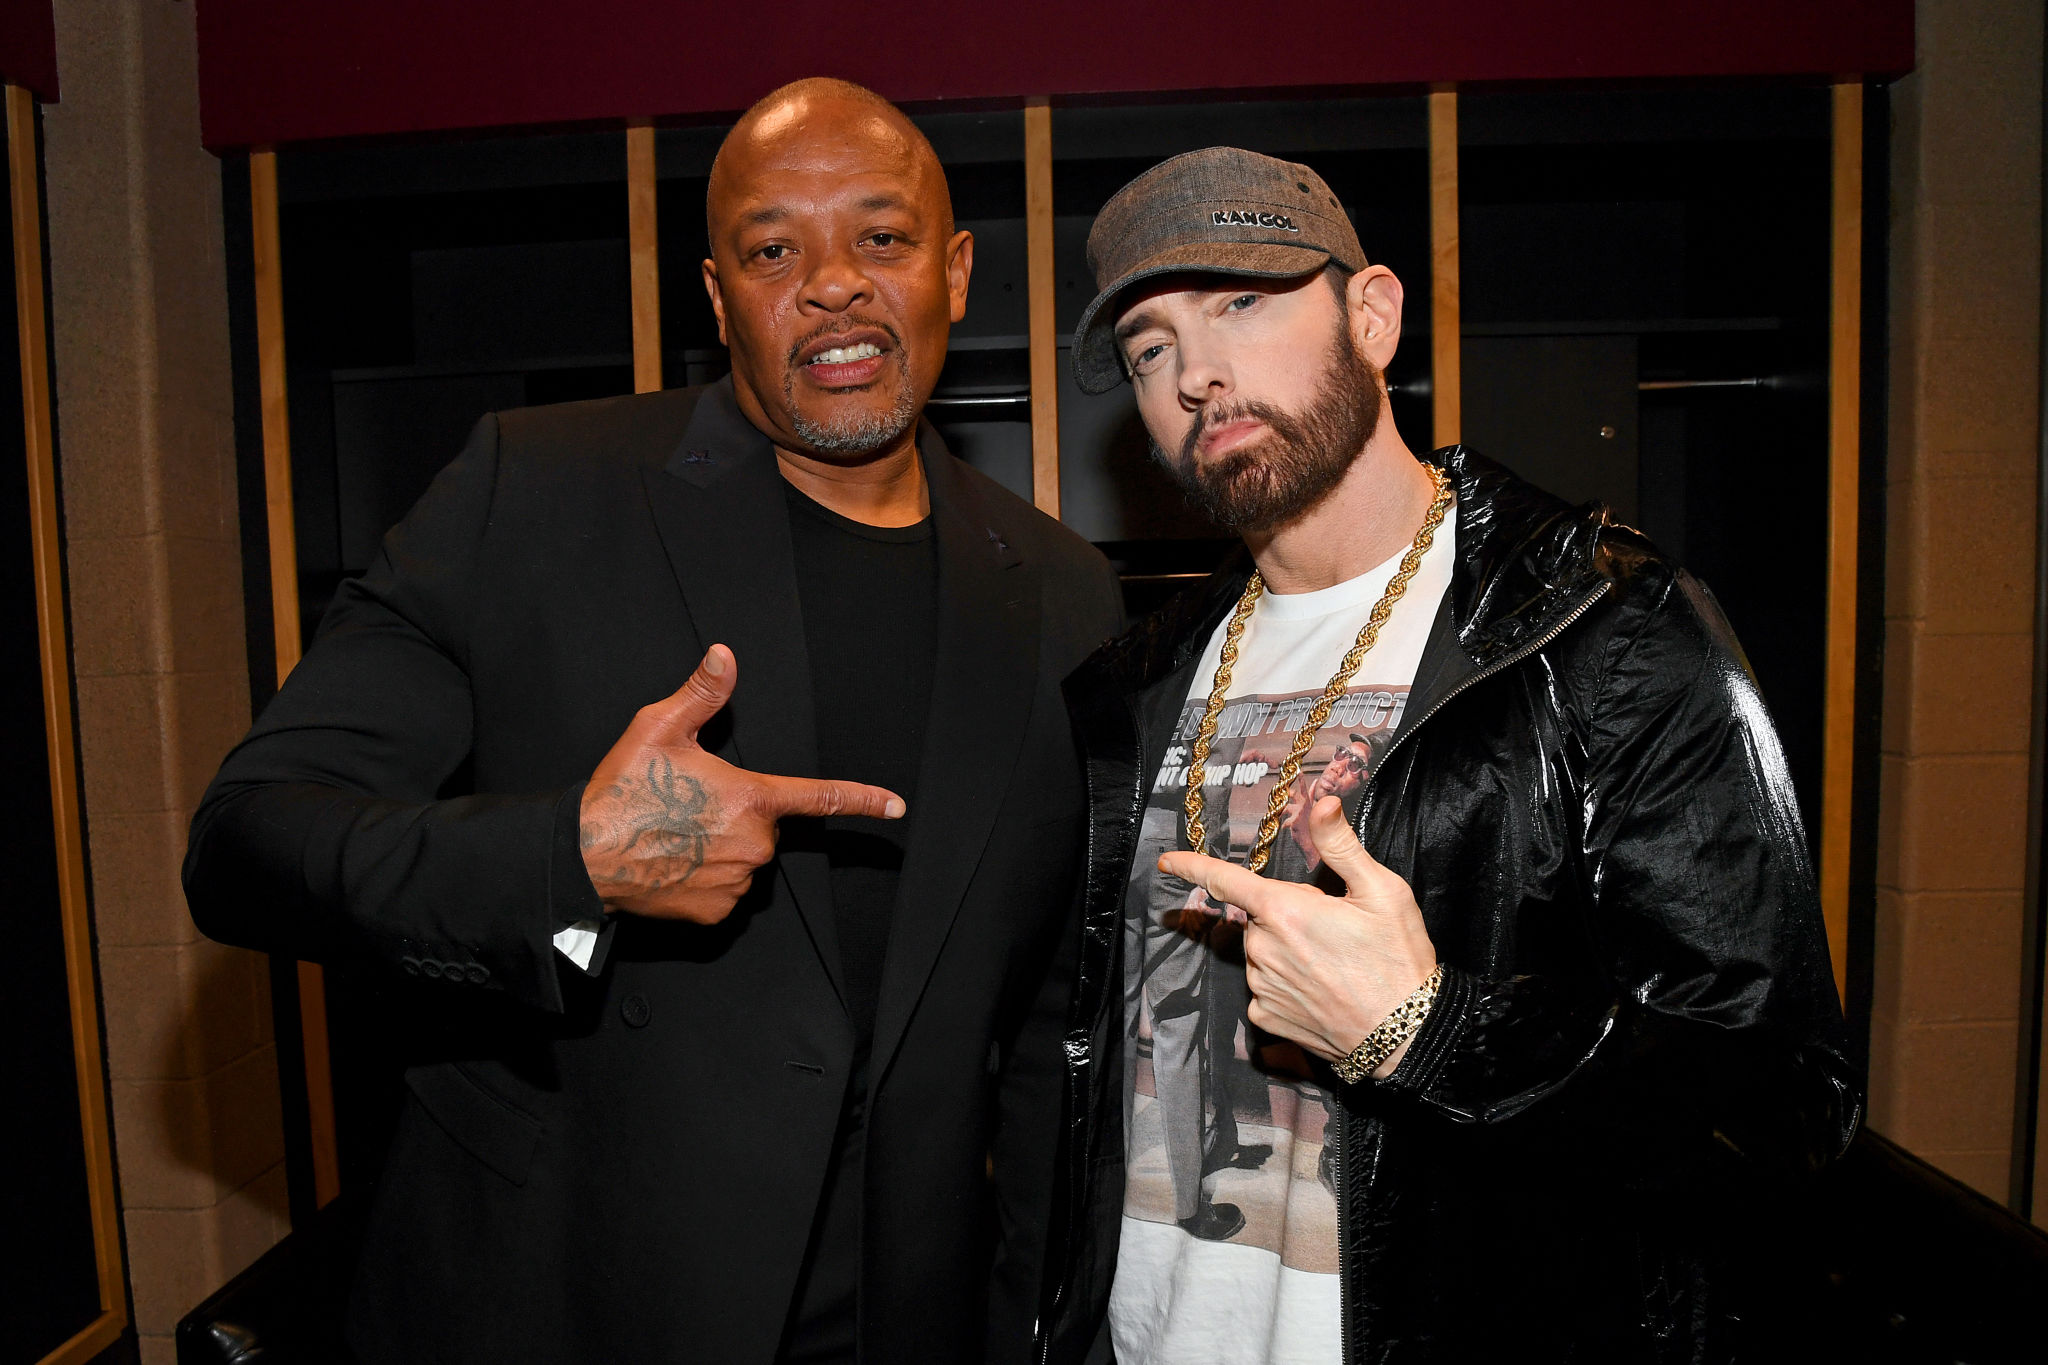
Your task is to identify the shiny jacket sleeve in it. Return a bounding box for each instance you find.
[181,414,605,1014]
[1378,567,1861,1172]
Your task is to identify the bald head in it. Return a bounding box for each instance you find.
[707,78,952,243]
[697,76,974,469]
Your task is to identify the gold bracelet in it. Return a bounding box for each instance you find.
[1330,964,1444,1085]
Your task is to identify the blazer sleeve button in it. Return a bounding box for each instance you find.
[464,964,490,985]
[400,956,422,976]
[420,960,444,980]
[620,994,651,1028]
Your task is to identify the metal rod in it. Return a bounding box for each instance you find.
[927,394,1031,408]
[1637,377,1770,391]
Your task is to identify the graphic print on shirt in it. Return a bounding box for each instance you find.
[1109,500,1450,1365]
[1123,681,1408,1274]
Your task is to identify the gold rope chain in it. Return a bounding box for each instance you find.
[1183,463,1453,873]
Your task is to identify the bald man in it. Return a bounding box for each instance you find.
[185,79,1122,1365]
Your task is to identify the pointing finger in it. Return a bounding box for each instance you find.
[640,645,736,744]
[1306,795,1383,900]
[1156,850,1279,921]
[756,772,906,821]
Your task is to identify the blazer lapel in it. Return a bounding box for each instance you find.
[868,426,1040,1084]
[639,379,843,999]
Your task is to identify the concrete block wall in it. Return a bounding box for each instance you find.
[1871,0,2044,1203]
[40,1,287,1359]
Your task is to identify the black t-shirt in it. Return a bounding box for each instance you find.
[780,478,938,1363]
[784,479,937,1052]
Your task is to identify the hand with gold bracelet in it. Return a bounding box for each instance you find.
[1157,794,1439,1081]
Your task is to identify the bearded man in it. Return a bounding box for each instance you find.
[184,79,1120,1365]
[1037,147,1860,1364]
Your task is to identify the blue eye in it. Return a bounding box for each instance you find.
[1127,342,1169,376]
[1224,293,1259,311]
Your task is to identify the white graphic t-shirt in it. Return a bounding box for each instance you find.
[1109,503,1455,1365]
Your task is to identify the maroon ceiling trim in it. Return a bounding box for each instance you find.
[0,0,58,103]
[195,0,1914,150]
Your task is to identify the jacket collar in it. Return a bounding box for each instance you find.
[1072,444,1612,706]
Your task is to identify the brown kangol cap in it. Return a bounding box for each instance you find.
[1072,146,1366,394]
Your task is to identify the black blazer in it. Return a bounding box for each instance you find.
[184,379,1124,1364]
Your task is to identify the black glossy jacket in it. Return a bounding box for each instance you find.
[1041,447,1863,1364]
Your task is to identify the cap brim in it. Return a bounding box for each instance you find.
[1070,241,1334,395]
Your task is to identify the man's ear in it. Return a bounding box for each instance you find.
[701,258,727,346]
[946,229,974,324]
[1347,265,1403,373]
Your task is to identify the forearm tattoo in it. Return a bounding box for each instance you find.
[583,753,713,892]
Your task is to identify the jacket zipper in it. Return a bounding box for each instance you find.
[1039,693,1150,1365]
[1355,580,1612,836]
[1334,579,1610,1365]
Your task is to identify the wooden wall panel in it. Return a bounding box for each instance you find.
[1428,91,1460,449]
[249,148,342,1210]
[1024,99,1059,518]
[628,121,661,393]
[9,80,126,1365]
[1821,83,1862,1005]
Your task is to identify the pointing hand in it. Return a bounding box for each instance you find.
[579,645,904,923]
[1157,796,1435,1074]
